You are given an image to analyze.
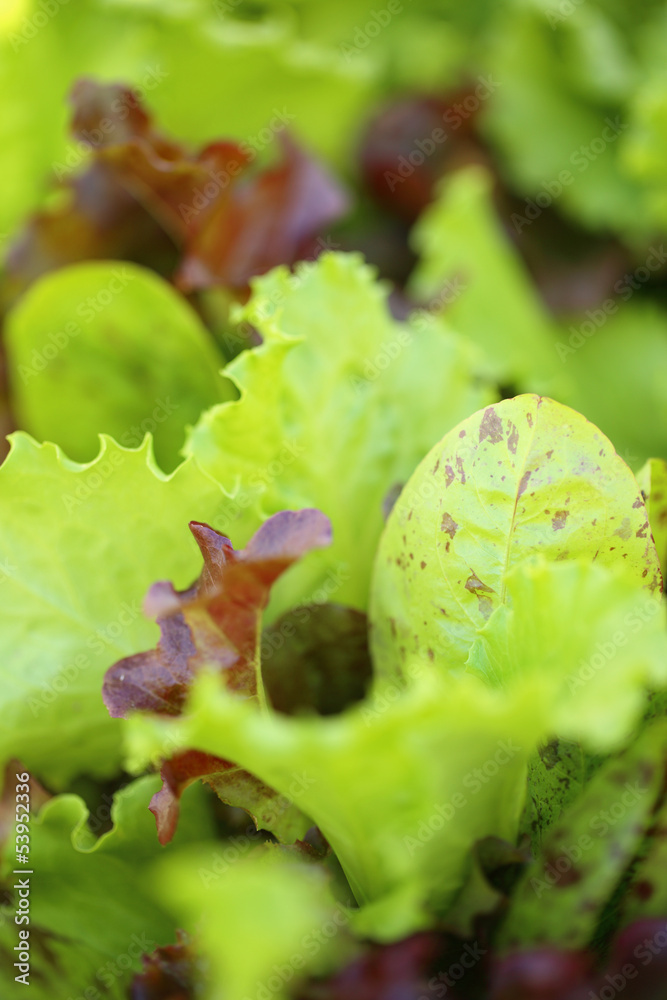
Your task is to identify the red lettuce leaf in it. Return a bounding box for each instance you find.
[4,78,348,306]
[103,510,331,844]
[177,133,349,291]
[103,510,332,718]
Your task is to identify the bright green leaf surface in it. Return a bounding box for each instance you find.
[126,670,542,940]
[0,433,238,787]
[371,394,661,680]
[5,262,230,472]
[468,558,667,750]
[186,251,495,612]
[153,848,347,1000]
[482,4,648,237]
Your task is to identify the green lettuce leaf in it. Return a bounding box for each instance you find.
[0,775,215,1000]
[152,846,349,1000]
[556,300,667,470]
[370,394,661,680]
[0,432,240,786]
[637,456,667,580]
[521,739,599,854]
[185,251,495,611]
[408,166,562,392]
[5,262,230,473]
[497,719,667,952]
[125,669,541,940]
[467,557,667,750]
[482,3,649,237]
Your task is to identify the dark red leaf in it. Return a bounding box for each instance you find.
[177,132,349,290]
[103,509,332,719]
[296,931,487,1000]
[359,91,490,223]
[599,919,667,1000]
[3,78,348,307]
[489,949,593,1000]
[69,78,252,244]
[2,161,178,307]
[103,510,330,844]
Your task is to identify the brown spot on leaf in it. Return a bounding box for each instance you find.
[441,513,459,538]
[465,572,496,620]
[518,470,532,497]
[444,465,455,488]
[479,406,503,444]
[552,510,569,531]
[613,517,633,540]
[507,422,519,454]
[456,455,466,484]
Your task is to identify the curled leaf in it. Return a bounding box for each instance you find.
[103,509,332,717]
[104,510,330,843]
